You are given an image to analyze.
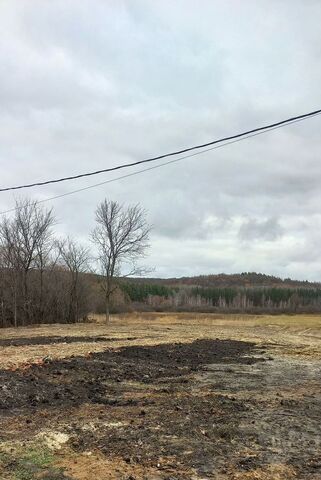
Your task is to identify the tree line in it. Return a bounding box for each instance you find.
[121,282,321,313]
[1,197,320,327]
[0,198,150,327]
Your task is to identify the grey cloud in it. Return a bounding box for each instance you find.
[239,217,284,242]
[0,1,321,280]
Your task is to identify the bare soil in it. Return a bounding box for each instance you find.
[0,313,321,479]
[0,336,136,348]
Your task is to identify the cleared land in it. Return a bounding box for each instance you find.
[0,313,321,479]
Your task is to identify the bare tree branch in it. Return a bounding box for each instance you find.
[91,199,151,323]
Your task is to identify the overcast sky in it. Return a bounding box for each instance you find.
[0,1,321,280]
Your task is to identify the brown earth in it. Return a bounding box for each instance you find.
[0,312,321,479]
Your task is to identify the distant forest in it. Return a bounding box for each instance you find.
[1,195,320,328]
[119,273,321,314]
[1,268,321,327]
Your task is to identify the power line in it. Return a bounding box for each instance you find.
[0,108,320,193]
[0,112,317,216]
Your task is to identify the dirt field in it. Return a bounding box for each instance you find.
[0,313,321,480]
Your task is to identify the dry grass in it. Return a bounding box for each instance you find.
[1,312,321,369]
[230,464,297,480]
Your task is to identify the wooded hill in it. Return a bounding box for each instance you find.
[127,272,318,288]
[1,269,321,327]
[119,273,321,314]
[1,198,318,327]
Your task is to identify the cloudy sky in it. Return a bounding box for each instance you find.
[0,1,321,280]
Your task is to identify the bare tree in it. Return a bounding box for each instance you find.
[0,219,20,326]
[91,200,151,323]
[0,198,55,326]
[57,237,90,322]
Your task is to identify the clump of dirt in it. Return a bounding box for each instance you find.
[37,430,70,450]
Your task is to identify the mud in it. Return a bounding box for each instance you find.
[0,339,257,410]
[196,356,321,478]
[0,323,321,479]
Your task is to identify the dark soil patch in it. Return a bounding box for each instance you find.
[0,339,266,478]
[0,339,258,410]
[0,335,136,347]
[70,391,247,474]
[0,336,319,478]
[117,339,260,367]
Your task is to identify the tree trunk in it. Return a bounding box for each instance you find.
[105,295,110,324]
[1,300,4,328]
[39,267,44,323]
[23,270,29,326]
[13,286,17,328]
